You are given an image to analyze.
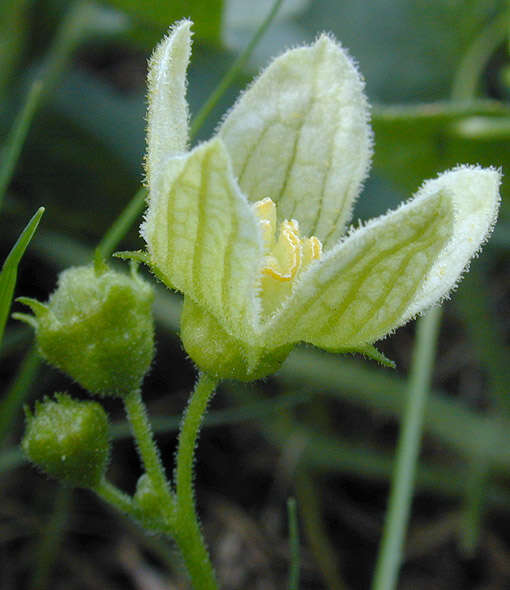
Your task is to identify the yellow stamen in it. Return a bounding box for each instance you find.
[302,236,322,267]
[263,222,302,281]
[253,198,322,285]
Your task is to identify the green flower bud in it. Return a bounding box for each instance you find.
[22,393,110,488]
[16,262,155,397]
[133,473,169,531]
[180,297,292,382]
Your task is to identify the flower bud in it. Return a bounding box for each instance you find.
[16,262,155,397]
[180,297,292,381]
[133,474,170,531]
[22,393,110,488]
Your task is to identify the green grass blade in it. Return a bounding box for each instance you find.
[0,207,44,345]
[371,308,442,590]
[97,187,147,258]
[0,2,125,213]
[0,345,40,447]
[190,0,284,139]
[0,81,43,211]
[459,454,490,556]
[295,470,348,590]
[29,486,72,590]
[287,497,300,590]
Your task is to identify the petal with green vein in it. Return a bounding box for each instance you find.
[265,190,453,349]
[404,166,501,320]
[146,19,192,188]
[142,138,262,340]
[219,34,371,250]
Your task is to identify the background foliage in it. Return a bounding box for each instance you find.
[1,0,509,588]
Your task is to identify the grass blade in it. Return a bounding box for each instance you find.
[0,207,44,346]
[371,308,442,590]
[0,81,43,211]
[97,187,147,258]
[0,345,40,446]
[287,497,301,590]
[190,0,284,139]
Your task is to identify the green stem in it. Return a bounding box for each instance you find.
[123,389,176,518]
[97,187,147,258]
[189,0,284,140]
[371,307,442,590]
[94,477,139,518]
[174,372,219,590]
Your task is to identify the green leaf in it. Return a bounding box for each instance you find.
[0,207,44,346]
[98,0,223,44]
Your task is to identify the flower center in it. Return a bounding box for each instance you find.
[253,198,322,313]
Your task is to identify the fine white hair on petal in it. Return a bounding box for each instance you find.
[145,19,192,191]
[403,165,501,320]
[260,183,455,349]
[142,138,264,343]
[218,32,372,250]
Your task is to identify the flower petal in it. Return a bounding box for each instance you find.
[264,188,454,350]
[141,138,263,340]
[219,34,371,249]
[145,19,192,188]
[403,166,501,319]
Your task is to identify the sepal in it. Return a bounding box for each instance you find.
[133,474,172,532]
[353,345,396,368]
[180,297,292,381]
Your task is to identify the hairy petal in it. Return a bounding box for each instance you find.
[404,166,501,319]
[219,34,371,249]
[145,19,192,188]
[264,189,454,349]
[142,138,263,340]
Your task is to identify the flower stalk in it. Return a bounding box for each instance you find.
[123,389,177,521]
[174,373,219,590]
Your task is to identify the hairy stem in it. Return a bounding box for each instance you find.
[174,372,219,590]
[94,477,138,518]
[123,389,176,520]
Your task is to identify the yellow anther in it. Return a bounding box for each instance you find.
[253,198,322,292]
[263,222,302,281]
[286,219,300,233]
[302,236,322,268]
